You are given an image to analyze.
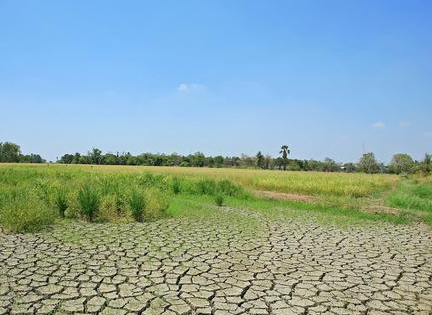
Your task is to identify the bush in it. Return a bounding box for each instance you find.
[215,194,224,207]
[77,185,100,222]
[54,188,68,218]
[128,190,146,222]
[0,193,56,232]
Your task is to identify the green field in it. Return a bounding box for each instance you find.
[0,163,431,232]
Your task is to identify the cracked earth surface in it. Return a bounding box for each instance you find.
[1,207,432,315]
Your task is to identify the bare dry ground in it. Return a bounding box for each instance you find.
[1,206,431,315]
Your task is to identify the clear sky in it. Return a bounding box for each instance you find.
[1,0,431,162]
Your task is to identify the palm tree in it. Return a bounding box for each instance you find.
[279,145,290,171]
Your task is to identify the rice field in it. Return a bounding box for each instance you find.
[1,163,431,232]
[0,163,400,197]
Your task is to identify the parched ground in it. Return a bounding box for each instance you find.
[1,207,432,315]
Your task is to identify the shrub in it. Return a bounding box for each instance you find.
[77,185,100,222]
[215,194,224,207]
[54,188,68,218]
[128,190,146,222]
[0,193,56,232]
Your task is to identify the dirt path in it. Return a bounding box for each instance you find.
[253,190,319,203]
[1,207,431,314]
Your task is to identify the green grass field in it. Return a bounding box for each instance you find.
[0,163,431,232]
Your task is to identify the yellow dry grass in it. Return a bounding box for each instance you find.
[0,163,400,198]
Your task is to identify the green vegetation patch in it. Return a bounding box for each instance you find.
[387,180,432,212]
[0,165,430,233]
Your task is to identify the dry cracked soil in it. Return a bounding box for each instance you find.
[1,207,432,315]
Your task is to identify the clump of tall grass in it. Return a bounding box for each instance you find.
[145,188,169,220]
[34,179,52,204]
[137,173,167,190]
[0,192,56,232]
[386,181,432,212]
[196,179,217,195]
[215,194,224,207]
[77,185,100,222]
[128,190,146,222]
[217,179,243,196]
[54,188,68,218]
[171,177,182,194]
[193,178,246,197]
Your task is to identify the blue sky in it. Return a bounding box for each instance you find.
[1,0,431,162]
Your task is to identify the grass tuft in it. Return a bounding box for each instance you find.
[128,190,146,222]
[77,184,100,222]
[0,192,56,232]
[54,188,68,218]
[215,194,224,207]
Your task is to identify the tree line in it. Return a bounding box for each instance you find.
[53,145,432,175]
[0,142,45,163]
[1,141,431,175]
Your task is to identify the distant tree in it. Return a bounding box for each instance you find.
[263,155,272,169]
[288,160,301,171]
[0,142,21,162]
[358,152,380,174]
[389,153,415,174]
[190,152,206,167]
[342,162,357,173]
[419,153,432,175]
[322,158,339,172]
[233,156,241,167]
[20,154,45,163]
[79,155,90,164]
[214,155,224,168]
[71,153,81,164]
[89,148,103,164]
[256,151,264,169]
[104,153,119,165]
[238,154,254,168]
[170,153,183,166]
[275,157,285,170]
[279,145,290,171]
[59,154,74,164]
